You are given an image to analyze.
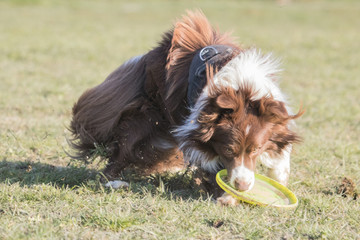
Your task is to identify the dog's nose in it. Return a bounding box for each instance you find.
[234,179,251,191]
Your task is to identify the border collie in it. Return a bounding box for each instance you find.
[69,10,303,205]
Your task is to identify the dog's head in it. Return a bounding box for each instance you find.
[198,88,302,191]
[175,50,303,191]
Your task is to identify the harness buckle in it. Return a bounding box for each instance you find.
[199,46,219,62]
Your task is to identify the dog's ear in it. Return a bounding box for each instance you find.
[194,95,227,142]
[271,130,301,149]
[259,97,303,152]
[216,93,237,111]
[196,110,218,142]
[259,97,289,124]
[268,123,302,155]
[259,97,304,124]
[195,93,235,142]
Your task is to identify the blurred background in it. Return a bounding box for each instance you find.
[0,0,359,239]
[1,0,359,178]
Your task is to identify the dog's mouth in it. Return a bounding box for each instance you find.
[229,165,256,192]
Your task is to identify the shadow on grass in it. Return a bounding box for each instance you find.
[121,168,205,201]
[0,159,204,201]
[0,159,98,188]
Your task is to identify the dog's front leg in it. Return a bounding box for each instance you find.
[192,168,240,206]
[102,144,130,189]
[216,193,240,206]
[260,145,292,186]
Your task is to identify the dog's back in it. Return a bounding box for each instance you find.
[69,55,147,159]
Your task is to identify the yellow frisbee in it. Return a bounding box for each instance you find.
[216,169,298,209]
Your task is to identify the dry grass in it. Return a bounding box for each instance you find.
[1,0,359,239]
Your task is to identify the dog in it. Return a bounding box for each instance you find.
[69,10,303,205]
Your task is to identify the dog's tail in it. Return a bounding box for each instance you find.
[68,56,146,161]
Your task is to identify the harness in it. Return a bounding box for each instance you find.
[187,45,233,107]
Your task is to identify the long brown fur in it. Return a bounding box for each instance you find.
[69,10,241,178]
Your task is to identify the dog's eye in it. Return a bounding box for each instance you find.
[223,109,233,114]
[225,148,233,155]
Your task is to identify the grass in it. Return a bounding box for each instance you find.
[1,0,359,239]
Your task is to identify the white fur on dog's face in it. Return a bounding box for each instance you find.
[229,161,255,192]
[228,124,255,191]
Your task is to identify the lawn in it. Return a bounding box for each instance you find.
[0,0,359,239]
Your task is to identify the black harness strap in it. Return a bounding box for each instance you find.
[187,45,233,108]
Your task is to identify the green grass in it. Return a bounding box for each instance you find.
[1,0,359,239]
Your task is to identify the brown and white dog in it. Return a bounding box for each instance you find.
[69,10,303,205]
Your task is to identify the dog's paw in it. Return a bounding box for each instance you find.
[216,193,239,206]
[104,180,129,189]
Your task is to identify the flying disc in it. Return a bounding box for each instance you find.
[216,169,298,209]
